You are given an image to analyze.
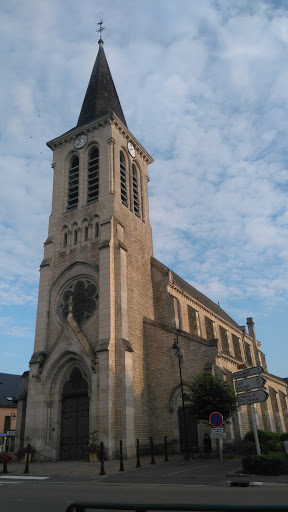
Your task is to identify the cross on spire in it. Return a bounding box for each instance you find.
[97,20,105,46]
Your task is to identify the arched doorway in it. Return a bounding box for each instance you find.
[60,368,89,459]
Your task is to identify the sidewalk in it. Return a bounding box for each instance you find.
[1,454,288,486]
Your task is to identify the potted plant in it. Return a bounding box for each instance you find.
[0,451,12,473]
[86,430,100,462]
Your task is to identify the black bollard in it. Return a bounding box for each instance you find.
[136,438,141,468]
[99,442,106,476]
[150,436,156,465]
[24,444,30,475]
[164,436,169,462]
[119,440,125,472]
[3,462,8,474]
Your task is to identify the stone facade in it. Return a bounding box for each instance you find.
[17,40,288,460]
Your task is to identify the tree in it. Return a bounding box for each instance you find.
[187,372,237,423]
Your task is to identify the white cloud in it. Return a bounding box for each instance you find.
[1,0,288,376]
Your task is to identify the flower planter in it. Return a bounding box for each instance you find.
[88,452,100,462]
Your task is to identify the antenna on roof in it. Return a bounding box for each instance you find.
[97,20,106,47]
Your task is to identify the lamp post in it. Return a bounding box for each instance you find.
[172,331,189,458]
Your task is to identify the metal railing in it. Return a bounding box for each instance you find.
[65,503,288,512]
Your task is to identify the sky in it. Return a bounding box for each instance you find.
[1,0,288,377]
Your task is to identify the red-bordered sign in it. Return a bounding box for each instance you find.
[209,411,223,427]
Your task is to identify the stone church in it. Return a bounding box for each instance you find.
[16,36,288,460]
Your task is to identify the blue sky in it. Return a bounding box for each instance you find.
[1,0,288,377]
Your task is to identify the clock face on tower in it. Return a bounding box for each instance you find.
[74,134,87,149]
[127,141,136,158]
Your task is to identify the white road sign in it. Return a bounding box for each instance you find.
[211,427,223,433]
[233,366,264,380]
[237,389,269,406]
[235,375,266,393]
[211,431,226,439]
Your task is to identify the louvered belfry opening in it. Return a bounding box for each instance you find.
[87,148,99,203]
[120,151,128,207]
[67,156,79,210]
[132,164,140,217]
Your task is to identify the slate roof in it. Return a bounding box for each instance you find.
[171,269,241,330]
[0,373,22,407]
[77,41,127,129]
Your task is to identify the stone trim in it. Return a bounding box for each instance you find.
[47,113,153,165]
[143,317,218,347]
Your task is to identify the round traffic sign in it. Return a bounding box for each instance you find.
[209,411,223,427]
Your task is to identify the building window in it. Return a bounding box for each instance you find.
[95,222,99,238]
[245,342,253,366]
[84,226,88,241]
[173,297,182,329]
[4,416,11,433]
[63,232,68,248]
[67,156,79,210]
[232,334,242,360]
[219,326,230,355]
[74,229,78,244]
[87,148,99,203]
[120,151,128,207]
[205,316,214,340]
[132,164,140,217]
[187,305,198,335]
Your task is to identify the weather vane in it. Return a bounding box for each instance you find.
[97,20,105,41]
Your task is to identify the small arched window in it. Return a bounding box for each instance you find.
[84,226,89,241]
[87,148,99,203]
[67,156,79,210]
[95,222,99,238]
[120,151,128,207]
[74,229,78,244]
[63,232,68,248]
[132,164,140,217]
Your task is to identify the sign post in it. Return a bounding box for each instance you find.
[233,366,268,456]
[209,412,224,462]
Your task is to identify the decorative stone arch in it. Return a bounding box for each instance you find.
[169,384,199,450]
[42,352,92,460]
[81,218,89,243]
[61,224,69,249]
[91,214,100,239]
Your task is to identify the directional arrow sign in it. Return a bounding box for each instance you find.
[235,375,266,393]
[233,366,264,380]
[237,389,269,406]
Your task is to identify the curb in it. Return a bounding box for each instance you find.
[226,480,288,487]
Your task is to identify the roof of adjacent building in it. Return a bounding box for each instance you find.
[0,373,22,407]
[77,39,127,129]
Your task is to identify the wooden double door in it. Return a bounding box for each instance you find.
[178,407,198,450]
[60,368,89,460]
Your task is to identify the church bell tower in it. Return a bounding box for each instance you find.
[20,32,154,459]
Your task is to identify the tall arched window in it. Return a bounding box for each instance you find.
[120,151,128,207]
[67,156,79,210]
[132,164,140,217]
[87,148,99,203]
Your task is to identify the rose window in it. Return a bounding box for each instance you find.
[59,278,98,325]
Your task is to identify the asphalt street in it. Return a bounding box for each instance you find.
[1,457,288,512]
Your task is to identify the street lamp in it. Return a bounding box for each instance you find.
[172,331,189,458]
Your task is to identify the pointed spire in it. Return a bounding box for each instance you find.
[77,29,127,128]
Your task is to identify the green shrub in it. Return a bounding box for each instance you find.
[279,432,288,442]
[244,429,280,445]
[242,441,257,455]
[242,452,288,475]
